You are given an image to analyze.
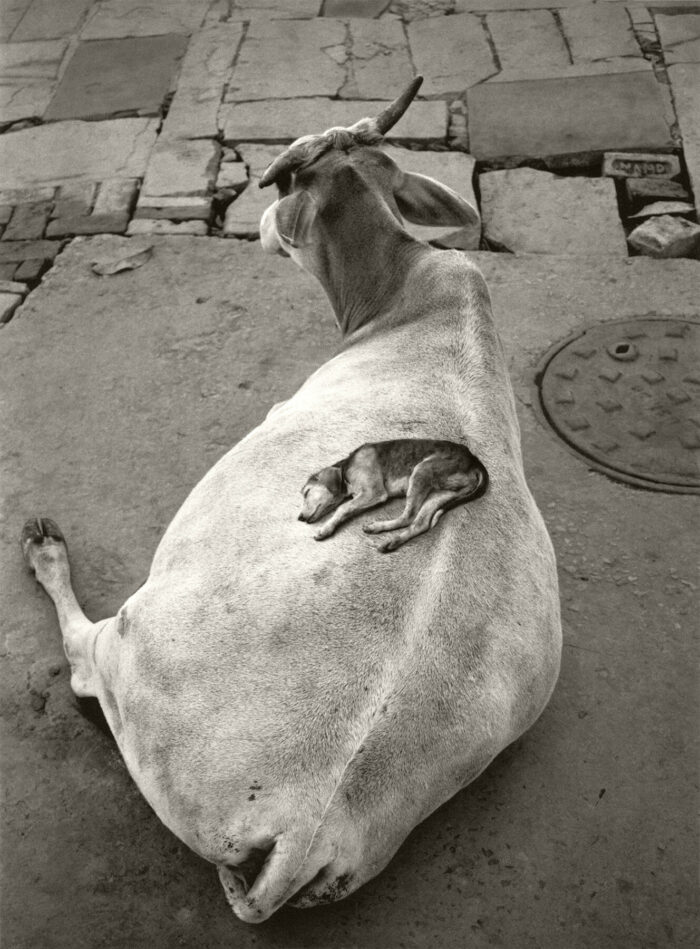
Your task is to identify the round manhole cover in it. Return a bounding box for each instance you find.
[537,318,699,493]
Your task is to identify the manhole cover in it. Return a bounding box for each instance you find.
[537,318,700,493]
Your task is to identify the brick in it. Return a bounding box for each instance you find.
[0,186,54,205]
[13,257,49,282]
[656,14,700,66]
[46,213,129,238]
[12,0,93,41]
[0,119,158,190]
[629,201,695,219]
[140,139,220,199]
[468,73,674,161]
[559,5,642,63]
[0,264,18,280]
[323,0,388,15]
[486,11,569,75]
[1,200,52,240]
[344,19,413,100]
[0,240,58,262]
[407,14,496,95]
[221,98,447,144]
[160,24,244,140]
[226,19,347,101]
[228,0,320,17]
[53,181,97,219]
[0,292,23,324]
[383,147,480,249]
[93,179,138,218]
[135,196,212,220]
[667,65,700,214]
[479,167,627,255]
[126,219,208,236]
[45,35,188,122]
[81,0,210,39]
[625,179,690,203]
[0,280,28,295]
[602,152,681,179]
[628,215,700,258]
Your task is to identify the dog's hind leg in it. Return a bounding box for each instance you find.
[375,490,455,553]
[21,518,103,697]
[363,459,437,534]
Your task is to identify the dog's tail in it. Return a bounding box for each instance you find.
[431,461,489,527]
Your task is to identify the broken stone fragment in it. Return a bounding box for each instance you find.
[0,291,23,324]
[602,151,681,180]
[628,215,700,259]
[629,201,695,219]
[625,178,690,203]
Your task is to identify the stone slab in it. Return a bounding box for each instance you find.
[629,200,695,218]
[479,167,627,255]
[0,291,22,323]
[602,151,681,179]
[0,0,32,40]
[626,178,690,202]
[468,72,675,161]
[407,13,497,95]
[216,163,249,191]
[668,65,700,214]
[135,196,212,221]
[227,0,321,17]
[383,146,480,249]
[223,180,272,238]
[486,10,569,75]
[160,23,244,140]
[0,239,58,262]
[226,18,346,101]
[140,139,220,200]
[559,4,643,63]
[656,13,700,65]
[343,18,413,99]
[0,279,28,294]
[220,98,448,143]
[93,179,138,218]
[126,219,208,236]
[0,38,68,122]
[81,0,210,39]
[0,119,158,190]
[489,59,653,84]
[1,200,52,241]
[12,0,93,41]
[44,35,188,122]
[1,238,698,948]
[323,0,388,15]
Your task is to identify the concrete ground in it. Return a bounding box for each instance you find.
[1,1,699,947]
[1,237,698,948]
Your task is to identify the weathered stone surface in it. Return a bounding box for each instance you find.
[383,146,480,249]
[44,35,188,122]
[628,214,700,258]
[0,292,22,324]
[226,19,346,101]
[0,0,32,40]
[126,219,208,236]
[1,200,52,241]
[656,14,700,65]
[160,23,244,140]
[486,10,569,76]
[47,214,128,238]
[323,0,388,15]
[228,0,321,18]
[629,201,695,218]
[668,65,700,213]
[140,139,220,199]
[407,14,496,94]
[489,58,653,84]
[236,144,281,176]
[221,98,447,143]
[559,4,642,64]
[0,39,68,122]
[136,195,212,220]
[343,19,413,99]
[12,0,93,41]
[12,257,49,281]
[0,119,158,190]
[0,239,58,262]
[602,152,681,179]
[81,0,210,39]
[216,163,249,191]
[0,186,54,206]
[223,182,272,238]
[479,167,627,255]
[625,178,690,203]
[93,179,138,218]
[468,73,674,160]
[47,179,137,237]
[53,181,96,219]
[0,280,28,295]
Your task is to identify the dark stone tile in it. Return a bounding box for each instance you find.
[1,200,52,241]
[322,0,389,16]
[44,35,188,122]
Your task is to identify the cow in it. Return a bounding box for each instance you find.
[21,77,561,924]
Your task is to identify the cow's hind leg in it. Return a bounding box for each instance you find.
[21,517,100,697]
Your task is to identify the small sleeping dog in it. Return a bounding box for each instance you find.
[298,438,488,553]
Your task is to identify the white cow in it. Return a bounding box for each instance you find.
[22,79,561,924]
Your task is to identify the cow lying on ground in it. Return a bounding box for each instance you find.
[22,78,561,924]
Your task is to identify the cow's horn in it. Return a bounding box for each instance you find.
[372,76,423,135]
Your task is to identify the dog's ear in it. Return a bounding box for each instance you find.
[275,190,317,247]
[322,466,344,496]
[393,171,479,228]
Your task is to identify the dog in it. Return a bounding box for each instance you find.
[299,439,488,552]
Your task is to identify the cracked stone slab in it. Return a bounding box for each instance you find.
[559,4,643,63]
[0,39,68,122]
[468,72,674,161]
[159,23,244,140]
[342,18,413,100]
[220,98,447,143]
[0,119,158,190]
[140,138,220,200]
[667,64,700,213]
[407,14,496,95]
[479,167,627,255]
[0,0,32,40]
[11,0,93,41]
[227,0,322,17]
[486,10,570,76]
[226,18,347,101]
[81,0,211,39]
[655,14,700,65]
[222,145,279,237]
[383,147,480,249]
[44,35,188,122]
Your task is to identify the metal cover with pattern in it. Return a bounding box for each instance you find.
[537,318,700,493]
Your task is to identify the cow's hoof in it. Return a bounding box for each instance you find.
[20,517,66,572]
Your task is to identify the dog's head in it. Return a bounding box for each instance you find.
[298,466,346,523]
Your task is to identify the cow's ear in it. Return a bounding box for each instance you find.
[393,171,479,228]
[275,190,317,247]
